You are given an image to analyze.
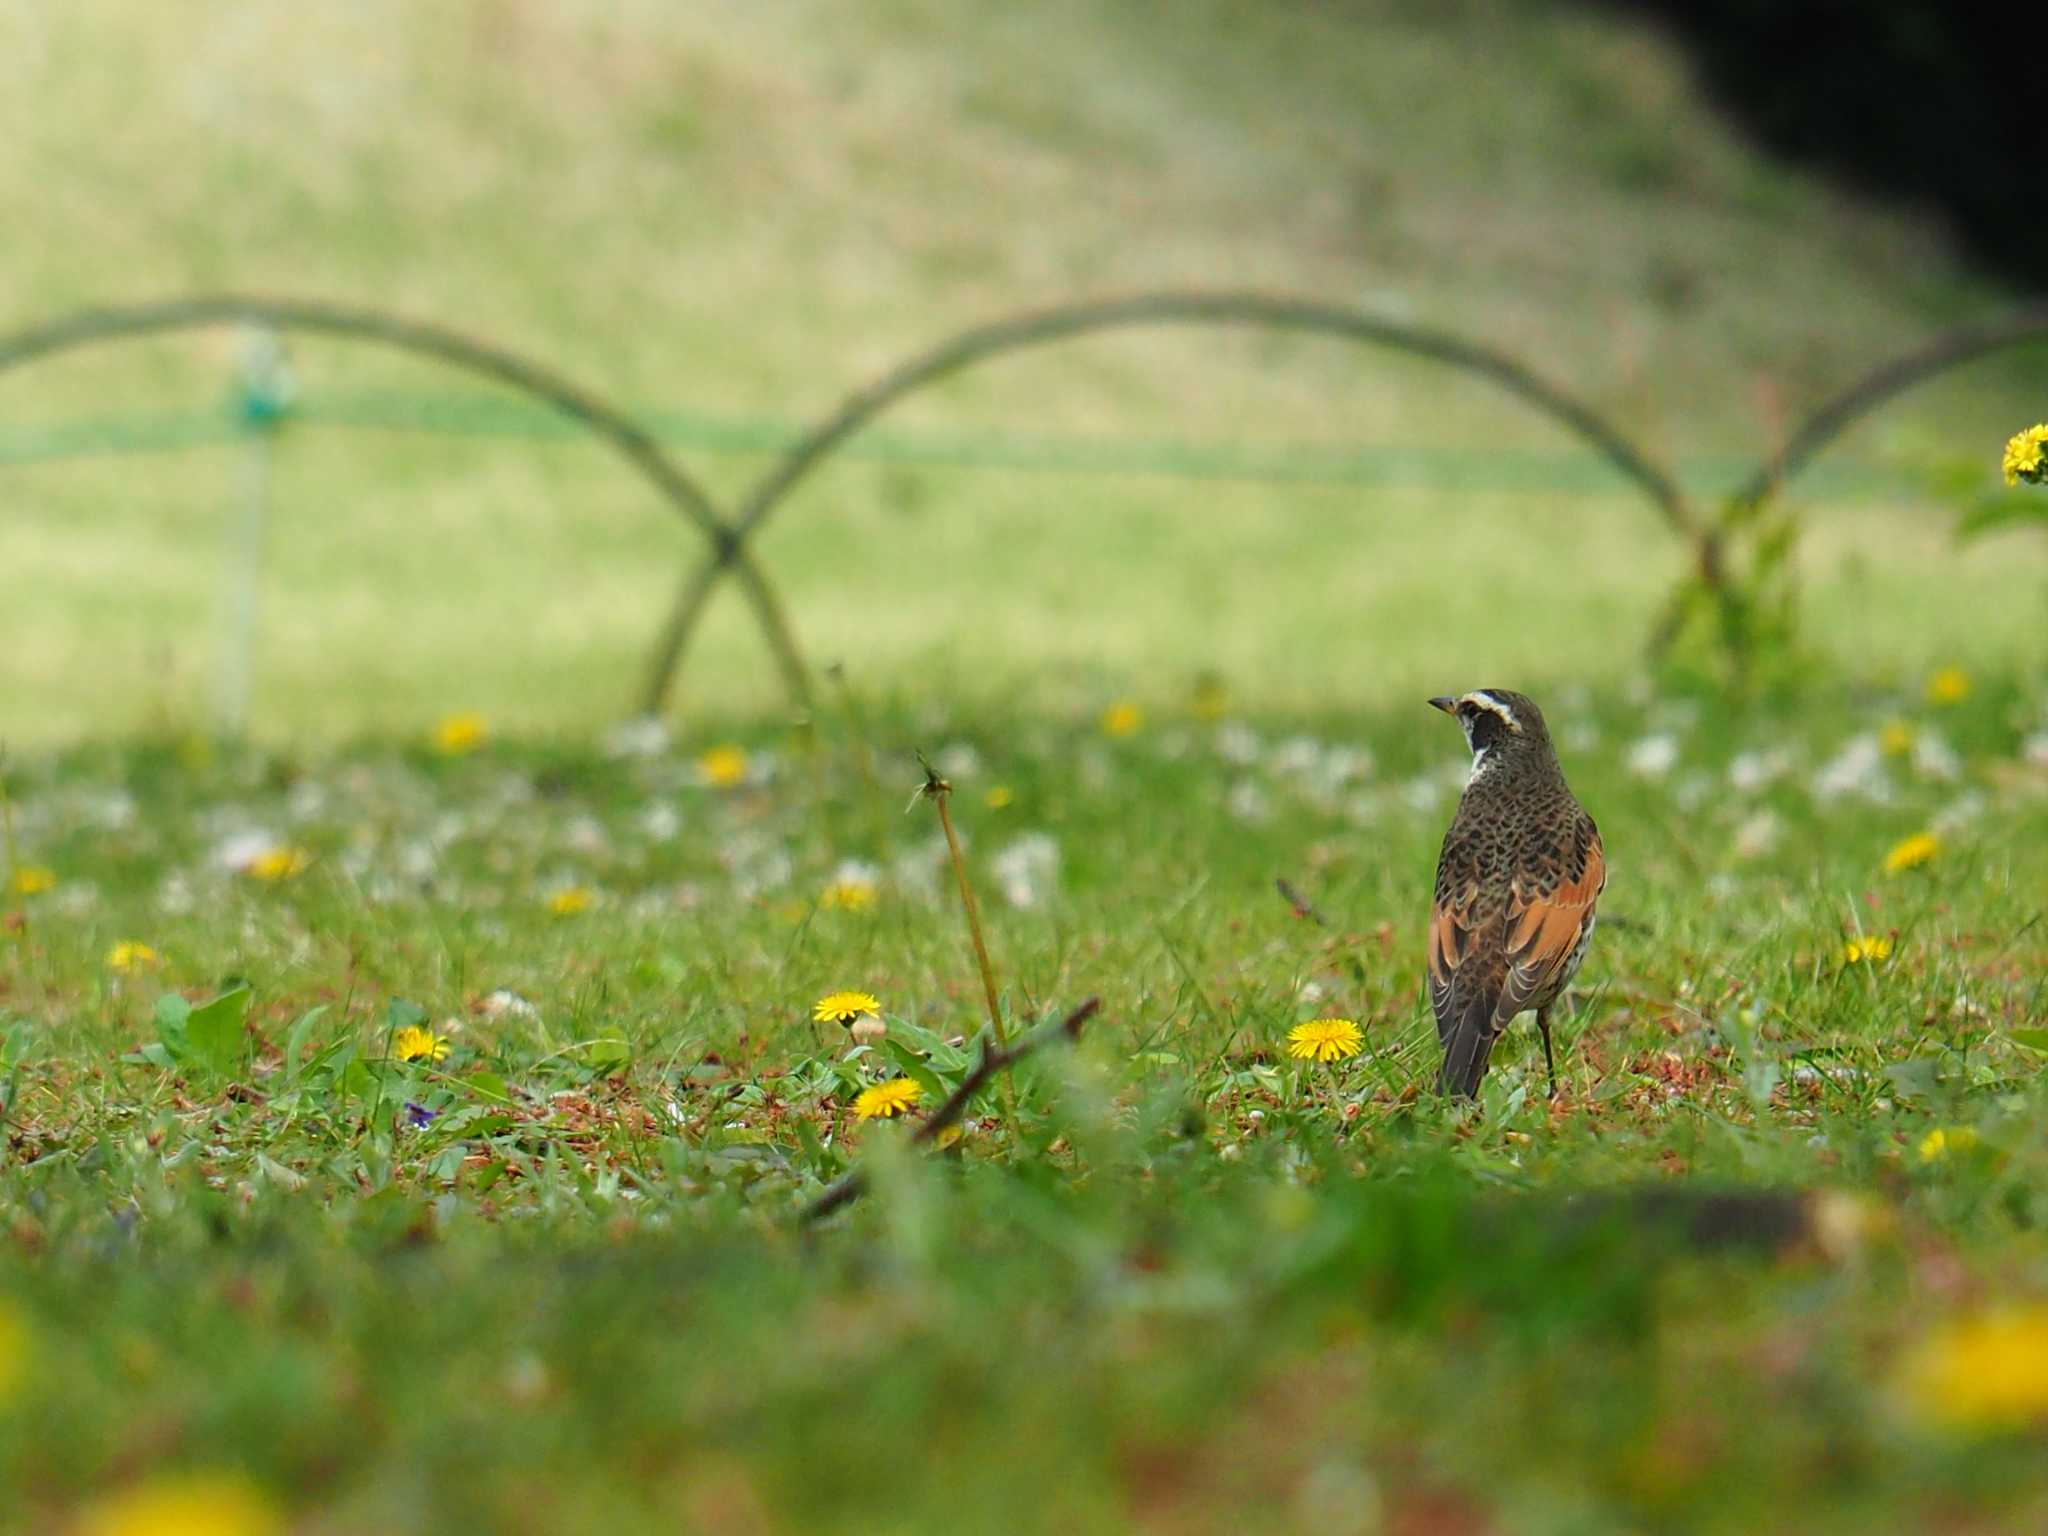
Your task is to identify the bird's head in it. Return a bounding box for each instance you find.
[1428,689,1554,776]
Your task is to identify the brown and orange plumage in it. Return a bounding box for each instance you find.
[1426,690,1604,1098]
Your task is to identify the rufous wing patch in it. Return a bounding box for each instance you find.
[1497,827,1605,1023]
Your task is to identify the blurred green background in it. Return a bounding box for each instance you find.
[2,0,2041,742]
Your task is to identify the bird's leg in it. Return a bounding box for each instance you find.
[1536,1007,1559,1099]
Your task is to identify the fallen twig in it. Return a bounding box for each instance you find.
[800,996,1100,1224]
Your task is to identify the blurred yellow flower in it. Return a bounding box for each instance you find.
[984,785,1015,810]
[105,941,162,974]
[1883,832,1940,874]
[393,1025,450,1064]
[2002,423,2048,486]
[244,846,311,883]
[854,1078,922,1120]
[1287,1017,1363,1063]
[77,1473,282,1536]
[1191,672,1231,721]
[1925,666,1971,706]
[1842,935,1892,965]
[431,712,488,756]
[1877,721,1915,757]
[819,878,877,913]
[1917,1126,1979,1163]
[1899,1304,2048,1433]
[697,744,748,788]
[6,866,54,896]
[547,886,594,917]
[0,1299,24,1402]
[1100,700,1143,738]
[813,990,882,1025]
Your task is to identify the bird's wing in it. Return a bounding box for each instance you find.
[1495,815,1605,1026]
[1429,842,1502,1039]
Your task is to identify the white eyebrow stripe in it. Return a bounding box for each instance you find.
[1459,691,1520,729]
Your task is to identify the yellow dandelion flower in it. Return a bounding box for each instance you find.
[1925,666,1972,707]
[1899,1304,2048,1433]
[244,846,311,883]
[697,744,748,788]
[0,1299,25,1402]
[1286,1017,1364,1063]
[984,785,1015,810]
[105,941,162,974]
[392,1025,451,1064]
[1917,1126,1979,1163]
[547,886,594,917]
[431,712,488,756]
[2002,424,2048,487]
[1878,721,1915,757]
[7,866,55,896]
[77,1472,282,1536]
[819,879,877,913]
[813,990,882,1025]
[1883,831,1941,874]
[853,1078,922,1120]
[1842,935,1893,965]
[1100,700,1143,738]
[1191,672,1231,721]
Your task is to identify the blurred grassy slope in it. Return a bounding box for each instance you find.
[0,0,2040,739]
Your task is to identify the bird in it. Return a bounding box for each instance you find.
[1426,690,1605,1099]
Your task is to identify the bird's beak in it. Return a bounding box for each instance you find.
[1428,696,1457,715]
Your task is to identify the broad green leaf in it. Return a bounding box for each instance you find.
[2005,1028,2048,1054]
[184,987,253,1080]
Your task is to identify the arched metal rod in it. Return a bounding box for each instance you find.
[641,291,1695,713]
[0,295,814,712]
[1731,303,2048,509]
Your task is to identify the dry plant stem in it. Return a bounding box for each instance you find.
[801,997,1099,1224]
[918,757,1017,1130]
[935,788,1007,1047]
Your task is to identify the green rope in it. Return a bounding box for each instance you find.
[0,390,1925,501]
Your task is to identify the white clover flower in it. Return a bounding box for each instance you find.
[991,833,1060,909]
[1727,747,1793,793]
[605,715,672,760]
[210,829,281,873]
[1227,778,1272,824]
[1911,731,1962,783]
[1810,735,1891,804]
[1627,733,1680,778]
[1215,723,1261,766]
[1732,810,1780,861]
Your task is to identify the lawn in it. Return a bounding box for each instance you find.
[4,672,2047,1533]
[5,4,2048,1531]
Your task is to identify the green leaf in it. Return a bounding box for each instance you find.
[1883,1057,1941,1101]
[882,1040,949,1101]
[2005,1028,2048,1054]
[577,1038,631,1071]
[386,998,429,1034]
[284,1005,329,1083]
[153,993,192,1062]
[1957,494,2048,540]
[184,987,253,1080]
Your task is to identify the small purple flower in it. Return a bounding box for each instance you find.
[403,1102,438,1129]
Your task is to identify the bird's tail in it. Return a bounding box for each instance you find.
[1436,989,1499,1098]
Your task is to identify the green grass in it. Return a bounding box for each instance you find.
[5,676,2048,1532]
[5,6,2048,1529]
[2,1,2045,740]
